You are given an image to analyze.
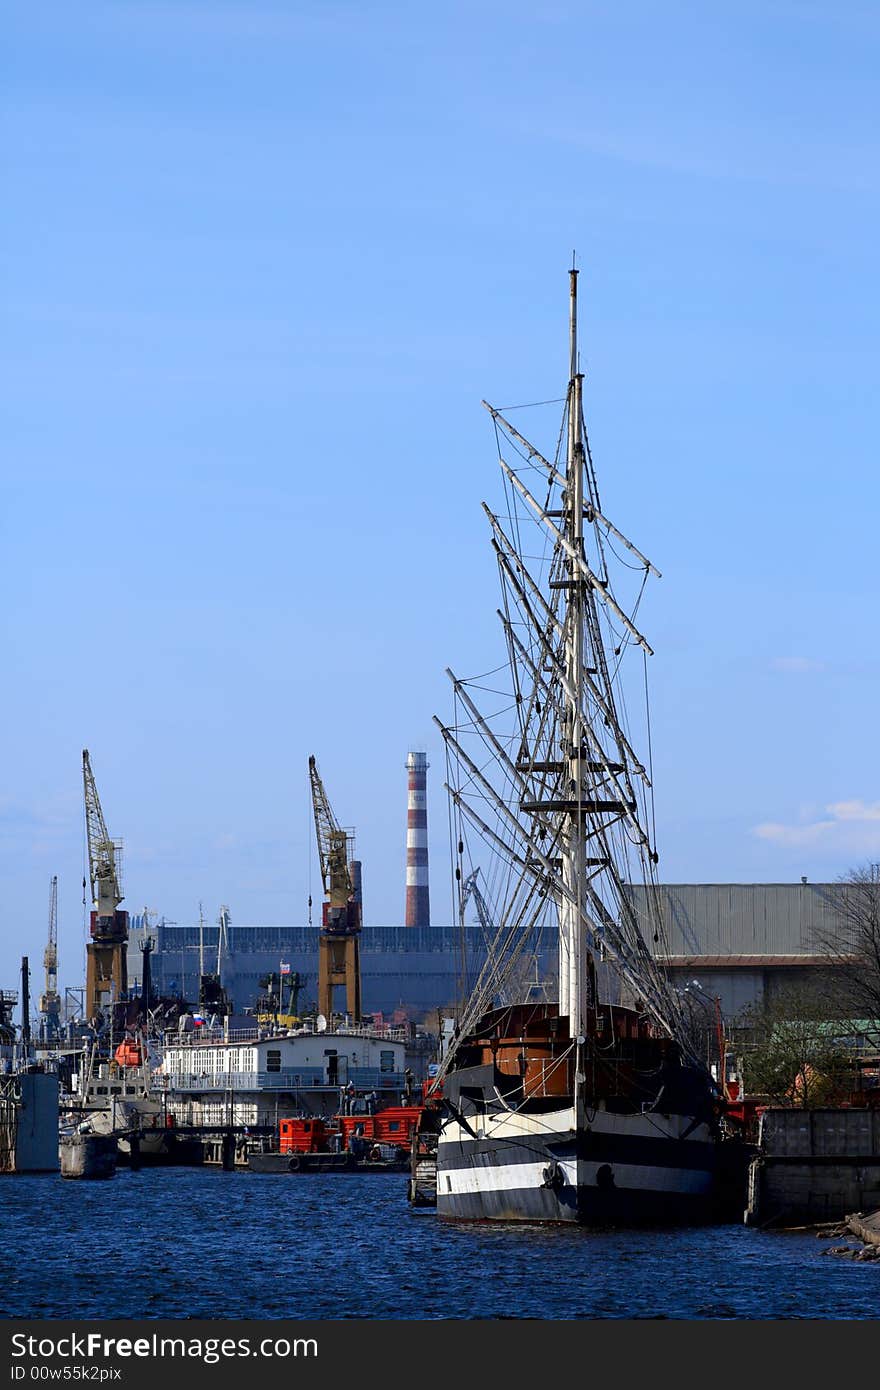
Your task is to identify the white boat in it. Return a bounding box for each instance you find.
[62,1035,175,1163]
[430,268,722,1224]
[158,1016,411,1130]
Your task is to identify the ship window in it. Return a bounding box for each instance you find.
[388,1121,400,1131]
[266,1049,282,1073]
[380,1050,395,1073]
[96,1086,108,1095]
[110,1086,122,1095]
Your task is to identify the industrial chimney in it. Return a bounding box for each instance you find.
[405,751,430,928]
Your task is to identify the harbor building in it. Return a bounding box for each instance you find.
[159,1021,409,1128]
[127,918,553,1022]
[128,882,852,1025]
[629,881,846,1017]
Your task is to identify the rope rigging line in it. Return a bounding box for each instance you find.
[434,367,703,1072]
[495,396,567,411]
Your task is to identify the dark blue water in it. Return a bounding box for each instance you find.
[2,1169,878,1319]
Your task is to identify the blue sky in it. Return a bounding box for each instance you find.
[2,1,879,994]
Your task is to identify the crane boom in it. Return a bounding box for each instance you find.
[460,867,550,1009]
[461,869,494,947]
[83,748,123,922]
[39,874,61,1038]
[308,754,361,1020]
[44,874,58,968]
[82,749,129,1023]
[308,754,353,905]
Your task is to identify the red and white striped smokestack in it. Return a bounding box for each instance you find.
[405,751,430,928]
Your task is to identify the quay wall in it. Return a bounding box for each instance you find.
[0,1072,59,1173]
[746,1107,880,1223]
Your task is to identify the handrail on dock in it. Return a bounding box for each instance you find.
[161,1023,410,1048]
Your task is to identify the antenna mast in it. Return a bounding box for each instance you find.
[217,905,230,978]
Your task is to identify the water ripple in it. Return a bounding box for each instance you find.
[1,1169,877,1320]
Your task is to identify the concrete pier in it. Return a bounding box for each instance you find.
[60,1132,117,1179]
[745,1107,880,1225]
[0,1071,60,1173]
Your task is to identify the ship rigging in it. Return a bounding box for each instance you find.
[428,267,721,1225]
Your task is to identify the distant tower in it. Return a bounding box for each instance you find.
[405,752,430,928]
[350,860,363,914]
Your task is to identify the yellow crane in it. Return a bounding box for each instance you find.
[308,754,361,1020]
[82,749,129,1022]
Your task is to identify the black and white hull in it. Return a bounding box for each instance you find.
[436,1100,718,1225]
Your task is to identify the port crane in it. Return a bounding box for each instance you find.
[308,754,361,1020]
[82,749,129,1023]
[38,875,61,1041]
[460,868,549,1007]
[459,867,502,1004]
[460,869,494,956]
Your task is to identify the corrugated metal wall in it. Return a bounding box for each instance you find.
[626,883,843,956]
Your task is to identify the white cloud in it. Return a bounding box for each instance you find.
[827,800,880,822]
[753,819,837,847]
[753,800,880,854]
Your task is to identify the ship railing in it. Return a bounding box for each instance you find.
[338,1069,406,1091]
[160,1024,409,1046]
[328,1024,410,1042]
[160,1068,407,1093]
[161,1028,261,1047]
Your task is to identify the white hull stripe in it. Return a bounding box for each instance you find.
[439,1109,709,1145]
[438,1157,714,1198]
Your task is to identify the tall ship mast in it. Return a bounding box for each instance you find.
[430,268,722,1224]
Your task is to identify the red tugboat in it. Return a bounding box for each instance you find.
[248,1104,424,1173]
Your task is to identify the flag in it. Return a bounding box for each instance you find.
[280,962,291,975]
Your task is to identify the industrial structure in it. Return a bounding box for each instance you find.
[460,869,493,952]
[405,751,430,928]
[309,754,362,1019]
[127,882,860,1027]
[38,876,61,1042]
[628,881,849,1017]
[126,919,517,1020]
[82,749,129,1022]
[0,968,59,1174]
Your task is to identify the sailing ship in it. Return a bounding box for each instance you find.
[430,268,722,1224]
